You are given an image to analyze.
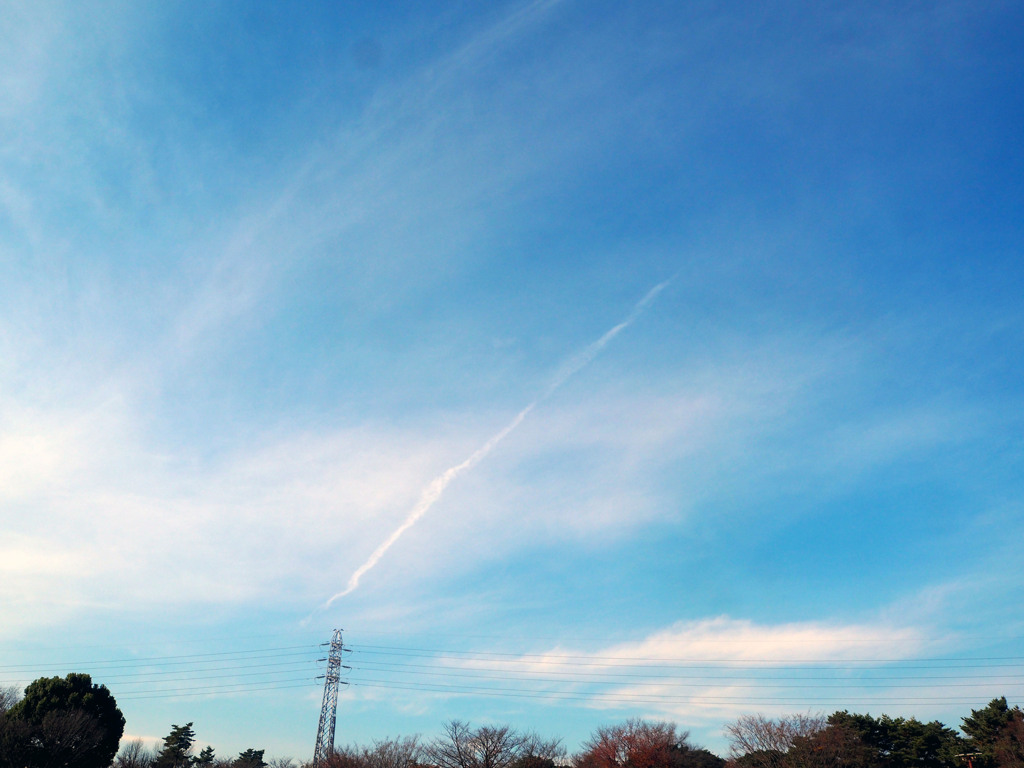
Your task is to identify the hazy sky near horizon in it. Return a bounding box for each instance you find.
[2,0,1023,759]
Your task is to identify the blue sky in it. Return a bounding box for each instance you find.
[2,0,1023,761]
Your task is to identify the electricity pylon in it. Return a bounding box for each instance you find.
[314,628,346,768]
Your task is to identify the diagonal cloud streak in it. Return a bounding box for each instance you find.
[322,279,671,607]
[544,279,671,396]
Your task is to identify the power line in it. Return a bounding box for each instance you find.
[348,679,1015,705]
[0,659,320,684]
[334,640,1024,711]
[0,645,320,672]
[344,665,1024,690]
[5,636,1021,710]
[0,644,325,703]
[347,649,1024,671]
[348,657,1024,682]
[116,680,320,701]
[348,643,1024,664]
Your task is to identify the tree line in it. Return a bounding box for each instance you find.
[0,676,270,768]
[2,673,1023,768]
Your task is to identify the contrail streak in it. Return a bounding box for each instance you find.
[322,403,534,607]
[322,279,671,607]
[544,279,670,396]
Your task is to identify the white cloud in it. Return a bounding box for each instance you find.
[0,280,999,641]
[337,611,989,739]
[453,616,929,679]
[591,617,927,663]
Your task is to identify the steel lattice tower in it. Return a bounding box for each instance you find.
[313,629,345,768]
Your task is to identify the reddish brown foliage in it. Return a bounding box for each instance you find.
[577,719,690,768]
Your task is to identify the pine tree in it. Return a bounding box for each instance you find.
[234,748,267,768]
[152,723,196,768]
[963,699,1024,768]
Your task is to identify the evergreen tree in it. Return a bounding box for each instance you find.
[962,699,1024,768]
[6,673,125,768]
[153,723,197,768]
[235,748,267,768]
[826,711,962,768]
[964,700,1015,747]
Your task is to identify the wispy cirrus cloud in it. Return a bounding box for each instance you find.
[0,280,1005,642]
[324,279,672,605]
[343,614,946,731]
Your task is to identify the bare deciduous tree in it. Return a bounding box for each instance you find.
[0,686,20,714]
[322,747,365,768]
[424,721,563,768]
[364,736,422,768]
[994,711,1024,768]
[323,735,421,768]
[784,724,871,768]
[37,708,107,768]
[723,714,825,768]
[575,719,691,768]
[116,738,156,768]
[518,733,565,763]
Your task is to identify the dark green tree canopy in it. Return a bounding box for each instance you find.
[6,673,125,768]
[0,712,34,768]
[235,747,267,768]
[826,710,963,768]
[964,699,1017,748]
[670,747,725,768]
[152,722,197,768]
[962,698,1024,768]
